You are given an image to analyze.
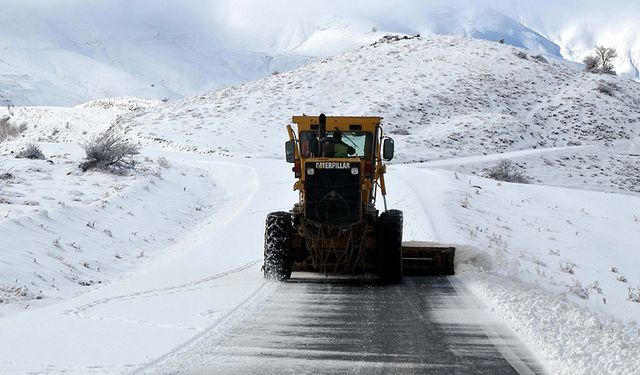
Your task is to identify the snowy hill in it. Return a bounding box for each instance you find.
[0,1,562,106]
[1,1,638,107]
[0,2,312,106]
[114,35,640,195]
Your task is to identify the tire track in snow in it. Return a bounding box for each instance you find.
[61,158,264,322]
[62,260,261,320]
[132,280,278,375]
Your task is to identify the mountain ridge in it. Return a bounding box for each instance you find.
[0,3,579,106]
[111,34,640,194]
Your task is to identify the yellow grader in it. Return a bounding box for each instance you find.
[263,114,455,283]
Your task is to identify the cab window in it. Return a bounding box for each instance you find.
[300,131,372,158]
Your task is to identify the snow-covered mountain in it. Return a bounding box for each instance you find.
[113,34,640,195]
[0,2,312,106]
[0,0,581,106]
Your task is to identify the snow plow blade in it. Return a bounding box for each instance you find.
[401,242,455,276]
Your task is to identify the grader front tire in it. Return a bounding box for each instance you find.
[263,212,293,281]
[379,209,403,284]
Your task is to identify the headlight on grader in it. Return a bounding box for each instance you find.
[351,167,359,175]
[306,168,315,176]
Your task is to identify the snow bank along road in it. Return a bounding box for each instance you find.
[1,153,541,374]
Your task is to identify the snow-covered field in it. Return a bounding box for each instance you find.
[389,167,640,373]
[1,34,640,374]
[0,142,219,315]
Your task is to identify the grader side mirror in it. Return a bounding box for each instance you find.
[285,140,296,163]
[383,138,395,161]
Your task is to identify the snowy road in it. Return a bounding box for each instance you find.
[0,155,544,374]
[145,276,542,374]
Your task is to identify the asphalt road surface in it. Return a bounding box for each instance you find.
[166,276,544,375]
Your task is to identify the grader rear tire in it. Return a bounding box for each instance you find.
[263,211,293,281]
[379,209,403,284]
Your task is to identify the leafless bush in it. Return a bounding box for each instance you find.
[80,133,139,174]
[583,56,599,73]
[628,287,640,303]
[531,54,548,63]
[0,116,27,142]
[588,281,603,294]
[596,81,620,96]
[513,51,528,60]
[16,143,45,160]
[584,46,618,75]
[560,262,576,274]
[459,194,470,208]
[569,280,589,300]
[389,128,410,135]
[617,275,628,283]
[485,159,530,184]
[157,156,170,169]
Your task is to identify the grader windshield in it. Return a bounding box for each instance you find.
[299,131,373,158]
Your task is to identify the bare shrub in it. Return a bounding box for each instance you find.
[583,55,599,73]
[16,143,45,160]
[531,54,548,63]
[588,281,603,294]
[485,159,530,184]
[595,46,617,75]
[617,275,628,283]
[584,46,618,75]
[560,262,576,275]
[80,133,139,174]
[628,287,640,303]
[513,51,528,60]
[0,116,27,142]
[569,280,589,300]
[596,81,620,96]
[157,156,170,169]
[389,128,410,135]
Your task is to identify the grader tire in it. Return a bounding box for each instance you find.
[379,209,403,284]
[263,211,293,281]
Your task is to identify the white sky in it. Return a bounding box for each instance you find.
[6,0,640,72]
[14,0,639,36]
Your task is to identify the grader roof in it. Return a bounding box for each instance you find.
[292,115,382,128]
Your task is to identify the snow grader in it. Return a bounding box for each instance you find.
[263,114,455,283]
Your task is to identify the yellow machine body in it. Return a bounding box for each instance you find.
[262,114,455,281]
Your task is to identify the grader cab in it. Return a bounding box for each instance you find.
[263,114,454,283]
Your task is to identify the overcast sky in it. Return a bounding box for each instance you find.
[15,0,639,35]
[8,0,640,65]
